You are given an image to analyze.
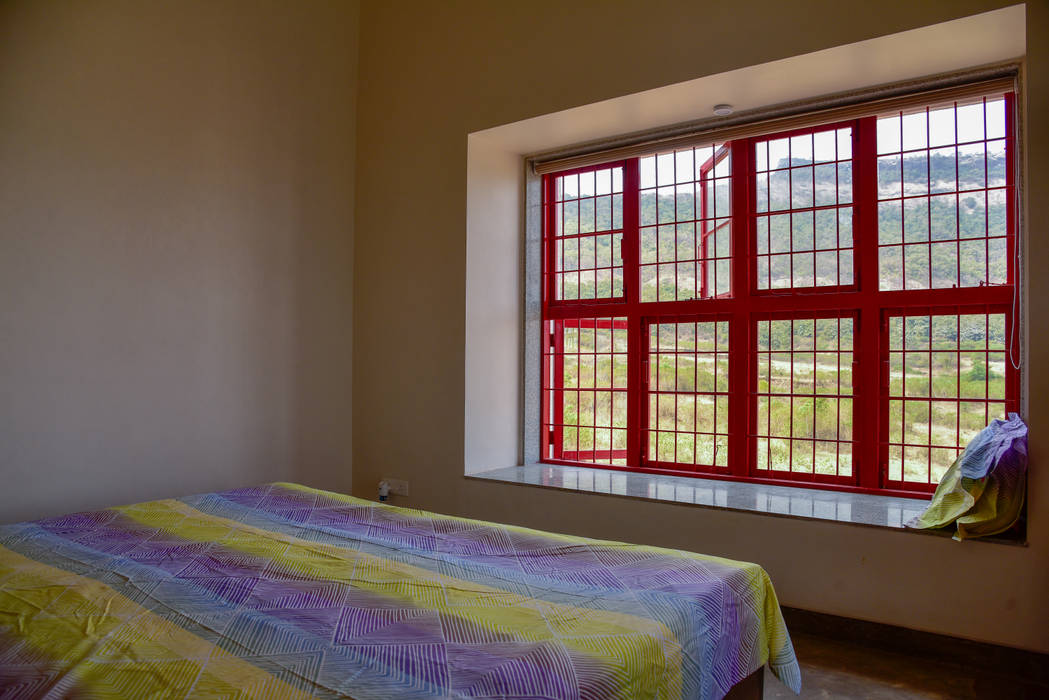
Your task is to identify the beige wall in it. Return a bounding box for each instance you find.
[0,0,358,522]
[354,0,1049,652]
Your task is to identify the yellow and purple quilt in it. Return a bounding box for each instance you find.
[0,482,800,699]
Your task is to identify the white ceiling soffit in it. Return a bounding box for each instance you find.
[472,4,1026,155]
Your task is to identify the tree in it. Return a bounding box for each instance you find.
[966,358,998,382]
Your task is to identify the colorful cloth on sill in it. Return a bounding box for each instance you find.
[0,482,801,699]
[906,413,1028,540]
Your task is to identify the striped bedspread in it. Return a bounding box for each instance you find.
[0,482,801,699]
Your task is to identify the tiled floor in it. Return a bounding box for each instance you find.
[763,631,1045,699]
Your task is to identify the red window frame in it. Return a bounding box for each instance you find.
[749,310,859,487]
[540,92,1019,497]
[751,120,859,295]
[544,161,628,307]
[699,145,732,300]
[879,304,1020,493]
[542,317,630,465]
[641,313,733,474]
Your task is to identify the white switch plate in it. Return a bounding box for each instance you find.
[383,478,409,497]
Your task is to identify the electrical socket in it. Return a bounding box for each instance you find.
[382,478,409,497]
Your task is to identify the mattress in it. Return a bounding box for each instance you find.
[0,482,801,698]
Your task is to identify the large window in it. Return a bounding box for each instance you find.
[540,88,1019,496]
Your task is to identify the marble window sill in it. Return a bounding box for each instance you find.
[466,464,1026,545]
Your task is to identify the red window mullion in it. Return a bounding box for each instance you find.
[1006,92,1017,287]
[541,285,1009,321]
[541,320,553,460]
[637,317,650,467]
[1005,92,1020,384]
[1006,309,1021,416]
[543,174,556,316]
[699,164,710,299]
[854,115,883,490]
[551,319,565,460]
[729,140,751,478]
[623,159,643,470]
[697,148,721,300]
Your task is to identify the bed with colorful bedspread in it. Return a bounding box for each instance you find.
[0,482,801,699]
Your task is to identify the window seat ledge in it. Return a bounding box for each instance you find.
[466,464,1026,545]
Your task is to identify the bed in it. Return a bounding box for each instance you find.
[0,482,801,699]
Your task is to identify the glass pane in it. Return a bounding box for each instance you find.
[754,316,854,477]
[542,318,629,465]
[877,97,1011,291]
[755,125,854,290]
[646,320,730,470]
[886,312,1009,486]
[639,144,731,301]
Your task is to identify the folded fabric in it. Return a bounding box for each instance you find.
[905,413,1027,541]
